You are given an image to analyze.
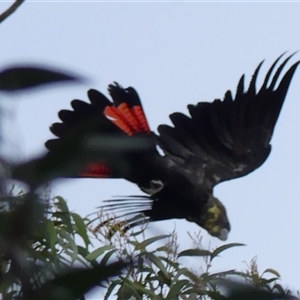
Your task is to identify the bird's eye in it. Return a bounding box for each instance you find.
[150,180,164,194]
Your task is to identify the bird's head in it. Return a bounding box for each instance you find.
[187,195,230,241]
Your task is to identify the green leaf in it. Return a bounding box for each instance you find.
[166,280,190,300]
[129,228,145,237]
[77,246,90,260]
[130,282,157,298]
[0,65,82,91]
[54,196,69,213]
[176,268,199,282]
[262,268,280,278]
[117,280,142,300]
[261,277,279,285]
[156,246,172,253]
[207,269,245,279]
[186,292,199,300]
[224,280,286,300]
[100,249,118,267]
[105,280,120,300]
[32,261,126,300]
[58,229,79,263]
[86,245,114,261]
[135,234,169,250]
[210,243,245,261]
[178,249,212,258]
[54,197,73,234]
[272,283,286,294]
[144,252,170,279]
[45,220,56,250]
[71,213,90,247]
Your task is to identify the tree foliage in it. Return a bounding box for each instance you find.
[0,3,297,300]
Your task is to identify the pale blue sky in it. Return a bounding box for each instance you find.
[1,1,300,296]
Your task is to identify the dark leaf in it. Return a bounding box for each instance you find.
[262,268,280,278]
[135,234,169,250]
[99,249,118,267]
[86,245,114,261]
[178,249,212,258]
[31,261,127,300]
[144,252,170,279]
[71,213,90,247]
[211,243,245,261]
[217,279,291,300]
[165,280,190,300]
[0,66,82,91]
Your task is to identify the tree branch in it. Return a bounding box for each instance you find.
[0,0,25,24]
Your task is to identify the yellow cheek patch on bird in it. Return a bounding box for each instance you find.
[207,205,219,221]
[203,204,220,232]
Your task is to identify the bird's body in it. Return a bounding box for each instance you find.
[46,54,299,240]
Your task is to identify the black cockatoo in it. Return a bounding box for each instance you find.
[46,53,299,240]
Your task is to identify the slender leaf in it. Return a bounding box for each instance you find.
[211,243,245,261]
[144,252,170,279]
[135,234,169,250]
[166,280,190,300]
[100,249,118,267]
[262,268,280,278]
[0,65,82,91]
[71,213,90,247]
[45,220,56,250]
[54,196,69,213]
[32,261,127,300]
[105,280,120,300]
[117,280,142,300]
[86,245,114,261]
[176,268,200,283]
[178,249,212,258]
[130,281,157,298]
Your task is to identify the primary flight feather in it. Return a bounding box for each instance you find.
[46,53,299,240]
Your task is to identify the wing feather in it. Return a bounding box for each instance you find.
[158,54,299,188]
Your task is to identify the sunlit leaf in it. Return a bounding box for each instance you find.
[262,268,280,278]
[54,197,73,234]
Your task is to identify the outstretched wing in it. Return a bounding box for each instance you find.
[46,83,152,179]
[158,53,299,189]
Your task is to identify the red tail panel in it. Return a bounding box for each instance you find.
[131,105,150,134]
[79,163,110,178]
[104,106,134,136]
[117,103,140,131]
[104,104,150,136]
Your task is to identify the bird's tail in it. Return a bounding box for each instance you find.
[45,83,155,179]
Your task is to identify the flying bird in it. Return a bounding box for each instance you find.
[46,53,299,240]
